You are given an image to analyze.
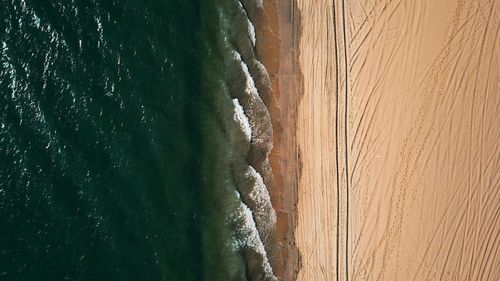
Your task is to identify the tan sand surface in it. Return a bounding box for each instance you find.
[293,0,500,280]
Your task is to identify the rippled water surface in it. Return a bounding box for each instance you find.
[1,1,205,280]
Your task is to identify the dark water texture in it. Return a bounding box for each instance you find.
[0,1,207,280]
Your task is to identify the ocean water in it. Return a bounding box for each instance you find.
[0,0,276,280]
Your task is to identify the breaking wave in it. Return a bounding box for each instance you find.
[210,0,278,280]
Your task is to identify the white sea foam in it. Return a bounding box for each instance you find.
[237,1,256,47]
[232,99,252,142]
[233,51,273,153]
[229,202,277,280]
[230,51,258,99]
[225,51,277,279]
[222,2,278,279]
[245,166,277,241]
[248,18,256,47]
[229,51,275,228]
[237,54,260,99]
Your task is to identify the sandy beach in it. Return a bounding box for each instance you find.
[269,0,500,280]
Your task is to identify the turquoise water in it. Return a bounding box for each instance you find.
[1,0,277,280]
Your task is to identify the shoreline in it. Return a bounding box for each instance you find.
[252,0,302,280]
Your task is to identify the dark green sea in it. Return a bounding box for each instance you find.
[0,1,277,280]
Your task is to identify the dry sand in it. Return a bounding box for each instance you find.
[285,0,500,280]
